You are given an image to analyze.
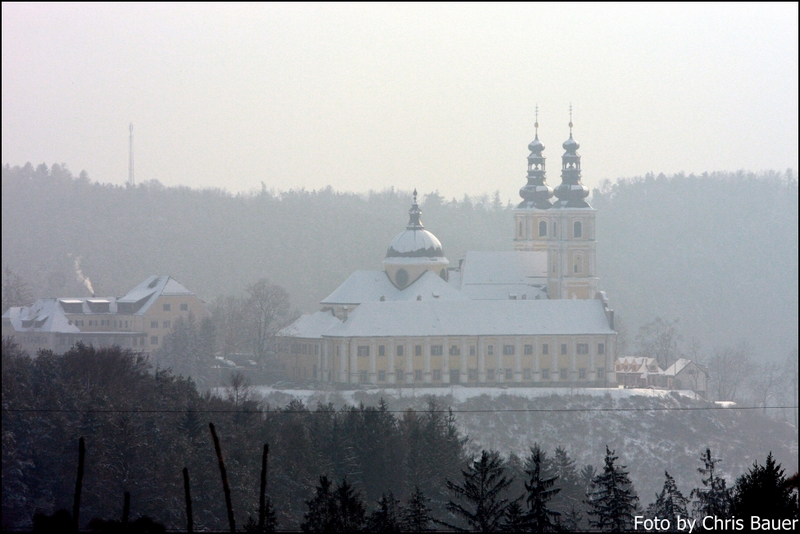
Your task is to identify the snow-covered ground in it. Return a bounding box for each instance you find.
[243,385,701,406]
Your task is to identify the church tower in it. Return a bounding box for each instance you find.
[514,107,598,299]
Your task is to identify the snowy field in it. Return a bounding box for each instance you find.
[237,385,702,406]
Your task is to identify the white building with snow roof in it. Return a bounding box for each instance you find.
[277,121,618,387]
[2,275,207,356]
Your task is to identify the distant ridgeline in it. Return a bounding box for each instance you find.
[1,162,797,360]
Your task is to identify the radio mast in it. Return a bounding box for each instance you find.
[128,123,134,186]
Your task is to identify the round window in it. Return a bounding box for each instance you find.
[395,268,409,288]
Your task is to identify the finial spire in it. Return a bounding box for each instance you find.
[413,188,418,204]
[534,104,539,137]
[568,103,573,135]
[407,189,423,229]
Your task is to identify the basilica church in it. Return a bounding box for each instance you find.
[276,119,617,387]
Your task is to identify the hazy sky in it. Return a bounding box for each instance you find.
[2,3,797,201]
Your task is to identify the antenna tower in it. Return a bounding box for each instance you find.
[128,123,135,186]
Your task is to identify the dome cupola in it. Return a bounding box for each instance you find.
[383,190,449,289]
[553,106,590,208]
[518,105,554,209]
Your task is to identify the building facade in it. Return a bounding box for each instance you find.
[277,120,618,387]
[2,275,207,356]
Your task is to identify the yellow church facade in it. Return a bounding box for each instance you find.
[277,118,616,387]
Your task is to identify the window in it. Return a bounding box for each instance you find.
[488,345,494,356]
[561,344,568,355]
[450,370,461,383]
[431,345,443,356]
[539,220,547,237]
[151,321,158,328]
[397,370,405,382]
[598,343,605,355]
[180,303,188,311]
[577,343,589,354]
[357,346,370,357]
[449,345,460,356]
[487,369,495,381]
[542,344,549,355]
[470,346,476,356]
[523,368,532,380]
[378,345,385,356]
[574,255,583,274]
[519,220,524,237]
[524,344,533,355]
[553,222,557,237]
[433,369,441,380]
[414,370,422,381]
[560,368,568,380]
[503,345,515,355]
[396,345,404,356]
[542,368,550,379]
[378,370,386,381]
[151,336,158,345]
[505,369,513,380]
[163,304,171,311]
[360,370,368,382]
[579,368,586,379]
[468,369,478,381]
[597,367,605,378]
[415,345,422,356]
[574,220,582,238]
[163,320,171,329]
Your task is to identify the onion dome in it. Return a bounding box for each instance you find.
[385,190,446,259]
[518,107,554,209]
[553,107,590,208]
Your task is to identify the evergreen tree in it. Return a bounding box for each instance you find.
[445,450,516,532]
[301,476,366,533]
[502,500,526,531]
[552,446,582,516]
[730,453,798,519]
[646,471,689,531]
[586,447,639,532]
[367,492,404,533]
[690,448,730,520]
[403,486,434,533]
[523,445,561,533]
[561,504,582,532]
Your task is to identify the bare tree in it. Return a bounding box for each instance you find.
[246,278,291,364]
[707,341,753,402]
[210,295,248,358]
[635,317,682,369]
[1,266,33,312]
[749,362,782,415]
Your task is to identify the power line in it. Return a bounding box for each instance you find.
[2,405,796,415]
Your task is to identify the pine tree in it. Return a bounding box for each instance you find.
[367,492,404,533]
[690,448,730,520]
[301,475,336,533]
[524,446,561,532]
[403,486,434,533]
[301,476,366,533]
[445,450,516,532]
[646,471,689,531]
[552,446,582,516]
[730,453,798,519]
[502,500,527,531]
[586,447,639,532]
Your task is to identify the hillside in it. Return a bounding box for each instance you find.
[2,163,797,360]
[257,387,800,504]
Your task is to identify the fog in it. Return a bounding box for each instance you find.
[2,3,797,199]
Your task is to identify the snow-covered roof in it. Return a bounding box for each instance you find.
[321,270,466,306]
[278,310,342,339]
[460,251,548,285]
[3,299,80,334]
[615,357,662,375]
[118,275,194,315]
[322,298,615,338]
[664,358,697,376]
[456,251,548,299]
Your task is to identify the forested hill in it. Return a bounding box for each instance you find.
[2,163,797,360]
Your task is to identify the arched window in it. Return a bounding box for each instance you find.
[539,220,547,237]
[574,221,582,238]
[573,254,583,274]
